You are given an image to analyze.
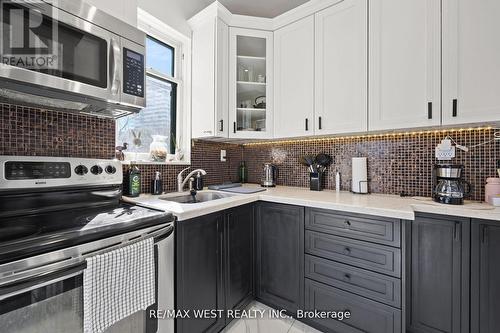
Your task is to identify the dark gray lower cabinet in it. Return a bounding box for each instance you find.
[471,219,500,333]
[176,211,225,333]
[407,213,470,333]
[305,279,402,333]
[225,204,254,312]
[176,205,254,333]
[256,202,304,314]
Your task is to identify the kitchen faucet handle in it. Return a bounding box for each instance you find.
[180,166,190,175]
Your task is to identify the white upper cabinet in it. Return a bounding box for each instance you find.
[274,16,315,138]
[442,0,500,125]
[369,0,441,131]
[191,18,229,138]
[229,28,274,139]
[314,0,368,135]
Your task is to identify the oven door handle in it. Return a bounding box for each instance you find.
[0,262,86,301]
[153,225,174,243]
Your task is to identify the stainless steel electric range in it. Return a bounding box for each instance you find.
[0,156,174,333]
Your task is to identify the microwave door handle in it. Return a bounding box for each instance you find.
[0,261,86,301]
[110,37,121,96]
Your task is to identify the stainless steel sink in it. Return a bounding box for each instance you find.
[159,191,234,204]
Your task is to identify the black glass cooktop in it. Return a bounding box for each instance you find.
[0,203,174,265]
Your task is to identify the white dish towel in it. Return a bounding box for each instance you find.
[83,237,155,333]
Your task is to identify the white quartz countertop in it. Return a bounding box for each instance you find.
[123,185,500,222]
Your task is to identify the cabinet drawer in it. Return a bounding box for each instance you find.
[305,279,402,333]
[305,231,401,277]
[306,208,401,247]
[305,255,401,308]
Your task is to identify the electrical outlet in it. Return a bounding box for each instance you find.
[220,150,227,162]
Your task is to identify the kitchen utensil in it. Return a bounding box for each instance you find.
[303,154,316,172]
[254,96,266,109]
[261,163,277,187]
[314,153,333,172]
[432,164,472,205]
[315,153,333,167]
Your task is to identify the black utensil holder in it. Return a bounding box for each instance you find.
[310,172,323,191]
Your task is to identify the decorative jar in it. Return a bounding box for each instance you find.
[149,135,168,162]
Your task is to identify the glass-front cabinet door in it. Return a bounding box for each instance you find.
[229,28,273,139]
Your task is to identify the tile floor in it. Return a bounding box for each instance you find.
[222,301,324,333]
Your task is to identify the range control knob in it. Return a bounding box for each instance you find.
[90,165,103,175]
[105,165,117,174]
[74,165,88,176]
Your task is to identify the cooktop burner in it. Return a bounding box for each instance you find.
[0,202,173,265]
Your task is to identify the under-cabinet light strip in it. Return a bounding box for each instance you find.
[242,126,494,146]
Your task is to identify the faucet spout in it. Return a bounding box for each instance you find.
[177,168,207,192]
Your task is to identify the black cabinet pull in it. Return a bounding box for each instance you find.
[344,220,351,227]
[219,119,224,132]
[454,222,460,241]
[305,118,309,131]
[343,247,351,255]
[482,225,488,244]
[452,99,458,117]
[344,273,351,281]
[319,116,322,130]
[428,102,432,119]
[233,122,236,133]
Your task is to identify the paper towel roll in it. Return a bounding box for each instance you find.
[352,157,368,193]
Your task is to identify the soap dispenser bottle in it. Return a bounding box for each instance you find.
[195,171,204,191]
[151,171,163,195]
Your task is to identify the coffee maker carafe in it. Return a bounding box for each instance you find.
[261,163,277,187]
[432,164,472,205]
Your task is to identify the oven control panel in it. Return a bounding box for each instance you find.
[123,48,144,98]
[0,157,123,189]
[5,162,71,180]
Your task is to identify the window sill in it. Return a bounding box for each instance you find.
[120,160,191,166]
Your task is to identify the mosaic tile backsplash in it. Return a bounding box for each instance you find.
[0,103,115,159]
[0,103,243,193]
[1,103,498,201]
[242,129,499,201]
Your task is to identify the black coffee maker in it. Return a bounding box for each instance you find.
[432,164,472,205]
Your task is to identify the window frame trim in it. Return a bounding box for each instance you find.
[128,8,192,165]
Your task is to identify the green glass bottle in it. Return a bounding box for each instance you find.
[127,164,141,197]
[238,161,248,183]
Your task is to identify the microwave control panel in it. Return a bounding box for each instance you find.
[123,48,145,98]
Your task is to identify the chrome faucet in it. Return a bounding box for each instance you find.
[177,167,207,192]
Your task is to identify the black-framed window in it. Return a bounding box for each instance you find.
[116,36,177,156]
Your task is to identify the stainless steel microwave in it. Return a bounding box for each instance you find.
[0,0,146,118]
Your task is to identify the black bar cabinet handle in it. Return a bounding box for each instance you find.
[305,118,309,131]
[452,99,458,117]
[482,225,488,244]
[319,116,322,130]
[454,222,460,241]
[428,102,432,119]
[233,122,236,133]
[219,119,224,132]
